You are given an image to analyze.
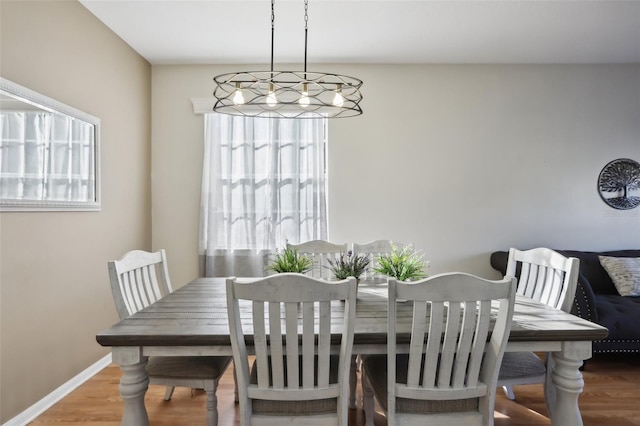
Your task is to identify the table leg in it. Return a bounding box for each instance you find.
[547,341,591,426]
[113,347,150,426]
[349,354,358,409]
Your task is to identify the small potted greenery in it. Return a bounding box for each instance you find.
[373,244,428,281]
[326,250,371,285]
[267,245,314,274]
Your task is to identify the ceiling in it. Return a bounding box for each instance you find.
[79,0,640,65]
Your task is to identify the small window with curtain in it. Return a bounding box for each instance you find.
[199,113,328,277]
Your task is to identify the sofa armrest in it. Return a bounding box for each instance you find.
[572,273,598,323]
[490,251,509,275]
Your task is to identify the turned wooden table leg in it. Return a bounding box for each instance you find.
[113,347,149,426]
[547,341,591,426]
[204,381,219,426]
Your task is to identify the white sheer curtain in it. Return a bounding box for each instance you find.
[0,111,95,202]
[199,113,328,277]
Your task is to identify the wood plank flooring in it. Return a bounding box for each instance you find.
[30,354,640,425]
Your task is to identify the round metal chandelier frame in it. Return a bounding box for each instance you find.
[212,0,363,119]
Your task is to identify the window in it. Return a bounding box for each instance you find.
[198,114,328,276]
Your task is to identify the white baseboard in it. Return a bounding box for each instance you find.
[3,353,112,426]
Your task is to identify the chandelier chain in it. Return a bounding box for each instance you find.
[303,0,308,75]
[270,0,275,74]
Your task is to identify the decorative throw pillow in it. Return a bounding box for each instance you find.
[598,256,640,297]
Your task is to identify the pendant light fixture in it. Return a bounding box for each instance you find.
[213,0,363,119]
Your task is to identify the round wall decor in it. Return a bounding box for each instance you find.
[598,158,640,210]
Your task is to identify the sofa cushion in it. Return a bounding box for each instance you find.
[599,256,640,296]
[594,294,640,341]
[558,250,640,295]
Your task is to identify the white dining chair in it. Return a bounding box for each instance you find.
[347,240,409,409]
[226,273,357,426]
[497,247,580,401]
[362,273,516,426]
[287,240,348,279]
[108,249,233,426]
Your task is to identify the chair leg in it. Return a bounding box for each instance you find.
[164,385,175,401]
[204,381,219,426]
[502,385,516,400]
[233,368,239,403]
[362,370,375,426]
[349,354,358,409]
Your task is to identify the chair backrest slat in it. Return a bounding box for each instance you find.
[452,300,480,388]
[302,301,315,389]
[506,247,580,313]
[406,300,427,388]
[421,301,443,387]
[268,301,285,389]
[285,301,300,389]
[108,249,172,319]
[466,300,492,389]
[317,301,331,388]
[253,301,270,389]
[439,301,462,387]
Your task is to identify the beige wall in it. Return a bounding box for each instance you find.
[0,1,151,421]
[152,64,640,287]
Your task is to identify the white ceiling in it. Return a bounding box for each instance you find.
[79,0,640,65]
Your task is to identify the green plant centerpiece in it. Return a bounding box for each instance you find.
[326,250,371,284]
[267,245,314,274]
[373,244,428,281]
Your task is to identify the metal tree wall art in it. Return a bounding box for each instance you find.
[598,158,640,210]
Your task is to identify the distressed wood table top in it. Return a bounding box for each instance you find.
[96,277,608,348]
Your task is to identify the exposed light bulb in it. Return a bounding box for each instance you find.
[332,90,344,107]
[232,83,245,105]
[299,83,310,108]
[266,83,278,107]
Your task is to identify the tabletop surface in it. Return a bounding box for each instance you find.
[97,277,609,348]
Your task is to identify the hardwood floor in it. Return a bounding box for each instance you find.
[30,354,640,425]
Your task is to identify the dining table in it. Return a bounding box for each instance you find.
[96,277,608,426]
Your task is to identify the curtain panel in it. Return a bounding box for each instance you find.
[199,114,328,277]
